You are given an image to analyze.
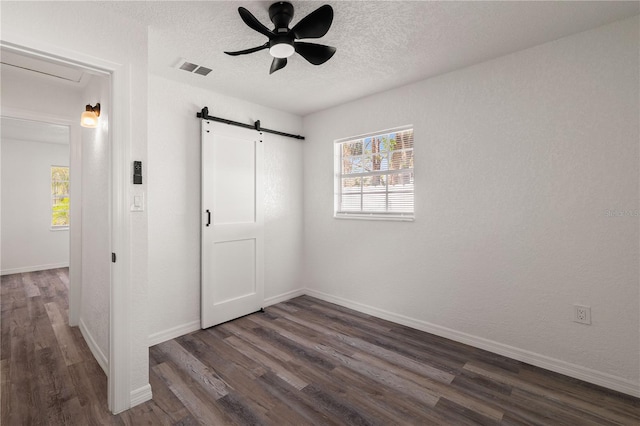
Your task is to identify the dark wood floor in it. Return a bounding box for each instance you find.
[2,269,639,425]
[1,268,115,424]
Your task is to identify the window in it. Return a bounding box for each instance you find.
[51,166,70,228]
[335,126,414,220]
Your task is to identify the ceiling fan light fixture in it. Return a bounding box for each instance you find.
[225,2,335,73]
[269,42,295,58]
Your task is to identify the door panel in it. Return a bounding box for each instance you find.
[212,135,256,224]
[201,121,264,329]
[212,238,256,302]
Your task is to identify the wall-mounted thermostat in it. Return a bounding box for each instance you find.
[133,161,142,184]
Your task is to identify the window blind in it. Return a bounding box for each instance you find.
[335,127,414,219]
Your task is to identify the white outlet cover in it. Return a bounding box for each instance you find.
[573,304,591,325]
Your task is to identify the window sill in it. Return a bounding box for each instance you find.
[50,226,69,232]
[334,214,414,222]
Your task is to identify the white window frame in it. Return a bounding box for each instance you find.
[51,165,70,230]
[334,125,415,221]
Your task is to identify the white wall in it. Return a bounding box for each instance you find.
[79,75,111,372]
[147,74,304,344]
[302,16,639,395]
[1,137,69,274]
[0,65,81,115]
[1,0,150,407]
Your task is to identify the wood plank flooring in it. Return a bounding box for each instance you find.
[2,269,639,425]
[1,269,114,425]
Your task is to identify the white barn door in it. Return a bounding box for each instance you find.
[201,120,264,329]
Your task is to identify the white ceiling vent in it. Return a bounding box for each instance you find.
[174,58,212,77]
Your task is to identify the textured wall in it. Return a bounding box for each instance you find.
[303,17,639,389]
[1,138,70,273]
[147,74,304,340]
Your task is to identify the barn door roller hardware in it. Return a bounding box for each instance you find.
[196,106,305,140]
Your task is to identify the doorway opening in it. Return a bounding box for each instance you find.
[1,117,71,279]
[0,41,126,412]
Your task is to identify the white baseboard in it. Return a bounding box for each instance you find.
[264,288,306,307]
[79,318,108,375]
[130,384,153,407]
[147,289,305,347]
[148,320,200,347]
[1,262,69,276]
[304,288,640,398]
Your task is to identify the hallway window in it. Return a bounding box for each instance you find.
[51,166,69,228]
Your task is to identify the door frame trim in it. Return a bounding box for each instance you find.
[0,36,133,413]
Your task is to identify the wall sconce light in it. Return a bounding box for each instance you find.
[81,103,100,128]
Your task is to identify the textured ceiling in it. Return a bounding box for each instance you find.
[99,1,639,116]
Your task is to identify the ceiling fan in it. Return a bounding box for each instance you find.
[224,2,336,74]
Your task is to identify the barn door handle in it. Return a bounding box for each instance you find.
[205,209,211,227]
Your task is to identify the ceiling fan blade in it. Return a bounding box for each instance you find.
[294,42,336,65]
[238,7,274,39]
[270,57,287,74]
[291,4,333,39]
[224,43,269,56]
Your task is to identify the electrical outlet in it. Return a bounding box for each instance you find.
[574,305,591,325]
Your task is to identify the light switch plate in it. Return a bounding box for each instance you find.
[131,192,144,212]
